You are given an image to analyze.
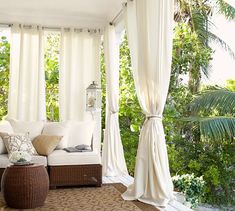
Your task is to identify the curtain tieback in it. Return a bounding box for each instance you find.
[146,115,162,120]
[110,111,118,114]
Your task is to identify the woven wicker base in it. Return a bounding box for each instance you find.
[0,169,4,191]
[1,164,49,209]
[49,164,102,188]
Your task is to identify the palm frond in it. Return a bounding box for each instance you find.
[216,0,235,20]
[189,89,235,114]
[200,116,235,141]
[191,9,209,41]
[208,31,235,59]
[183,116,235,141]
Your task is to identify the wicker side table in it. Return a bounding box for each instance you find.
[1,164,49,209]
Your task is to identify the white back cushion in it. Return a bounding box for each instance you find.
[66,120,95,147]
[42,122,69,149]
[7,119,44,141]
[0,121,14,154]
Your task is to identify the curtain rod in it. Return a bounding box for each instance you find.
[0,23,103,33]
[110,0,133,26]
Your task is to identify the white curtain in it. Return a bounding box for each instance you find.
[8,24,46,121]
[102,25,128,177]
[122,0,175,207]
[59,29,101,122]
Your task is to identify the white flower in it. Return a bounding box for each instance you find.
[9,151,31,163]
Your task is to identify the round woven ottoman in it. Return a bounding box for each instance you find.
[1,164,49,209]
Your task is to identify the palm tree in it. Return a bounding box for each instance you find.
[186,89,235,141]
[174,0,235,93]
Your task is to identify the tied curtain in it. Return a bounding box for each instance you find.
[102,25,128,177]
[122,0,175,207]
[59,28,101,122]
[8,24,46,121]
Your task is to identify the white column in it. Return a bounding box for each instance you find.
[102,25,128,177]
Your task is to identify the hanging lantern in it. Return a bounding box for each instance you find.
[86,81,102,111]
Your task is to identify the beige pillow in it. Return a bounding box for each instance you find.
[42,122,69,149]
[33,135,62,156]
[0,132,37,155]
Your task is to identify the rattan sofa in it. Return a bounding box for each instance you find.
[0,154,102,189]
[0,120,102,189]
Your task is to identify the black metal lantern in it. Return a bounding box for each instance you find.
[86,81,102,111]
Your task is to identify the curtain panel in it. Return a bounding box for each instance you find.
[102,25,128,177]
[59,29,101,122]
[8,24,46,121]
[122,0,175,207]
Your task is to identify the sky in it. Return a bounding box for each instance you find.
[204,0,235,85]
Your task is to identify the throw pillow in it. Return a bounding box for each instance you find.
[42,122,69,149]
[0,121,14,154]
[0,132,37,155]
[7,118,44,141]
[66,120,95,147]
[32,135,62,156]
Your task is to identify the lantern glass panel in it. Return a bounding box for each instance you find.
[86,81,102,111]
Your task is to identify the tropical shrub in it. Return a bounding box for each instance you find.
[172,174,205,208]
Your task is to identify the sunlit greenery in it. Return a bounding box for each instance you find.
[0,36,10,118]
[44,33,60,121]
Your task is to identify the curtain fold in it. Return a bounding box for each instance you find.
[102,25,128,177]
[8,24,46,121]
[122,0,175,207]
[59,29,101,122]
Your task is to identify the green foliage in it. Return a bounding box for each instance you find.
[184,89,235,140]
[189,89,235,114]
[172,23,213,93]
[217,0,235,20]
[44,33,60,121]
[226,79,235,91]
[180,87,235,205]
[0,36,10,118]
[172,174,205,208]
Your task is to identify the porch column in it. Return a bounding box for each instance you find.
[122,0,175,207]
[102,25,128,177]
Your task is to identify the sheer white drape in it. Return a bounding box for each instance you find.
[8,24,46,121]
[59,29,101,121]
[102,25,128,176]
[122,0,175,207]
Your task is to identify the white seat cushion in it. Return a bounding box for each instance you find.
[0,154,47,168]
[47,149,101,166]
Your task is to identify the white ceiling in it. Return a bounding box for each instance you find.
[0,0,126,28]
